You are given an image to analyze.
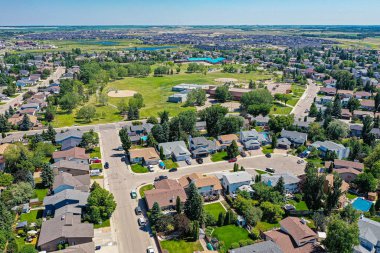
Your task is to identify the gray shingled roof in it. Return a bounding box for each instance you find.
[158,141,190,157]
[222,171,252,185]
[280,129,307,144]
[56,129,84,143]
[230,240,283,253]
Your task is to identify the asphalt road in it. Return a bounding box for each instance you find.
[291,79,320,120]
[0,66,66,114]
[99,127,306,253]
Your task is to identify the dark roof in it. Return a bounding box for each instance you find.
[61,138,82,151]
[55,130,84,143]
[230,240,283,253]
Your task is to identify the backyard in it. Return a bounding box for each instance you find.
[212,225,251,250]
[160,239,203,253]
[19,210,43,223]
[204,202,226,220]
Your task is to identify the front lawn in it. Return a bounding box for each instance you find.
[204,202,226,220]
[161,239,203,253]
[270,103,292,115]
[212,225,250,250]
[90,147,102,158]
[164,159,179,169]
[305,157,324,167]
[94,219,110,229]
[19,210,43,223]
[211,151,228,162]
[90,163,103,170]
[139,184,154,198]
[262,145,274,154]
[255,221,280,232]
[131,164,149,173]
[255,169,267,175]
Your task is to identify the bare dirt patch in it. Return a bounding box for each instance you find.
[214,78,238,83]
[107,90,137,98]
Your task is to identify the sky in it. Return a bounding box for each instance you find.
[1,0,380,26]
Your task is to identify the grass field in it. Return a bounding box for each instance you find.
[204,202,226,220]
[131,164,149,173]
[90,147,102,158]
[90,163,103,170]
[163,159,179,169]
[262,145,274,154]
[211,151,228,162]
[107,71,272,118]
[161,239,203,253]
[139,184,154,198]
[255,221,280,232]
[270,102,293,115]
[20,210,43,223]
[288,200,309,211]
[212,225,250,250]
[94,219,110,229]
[347,192,358,200]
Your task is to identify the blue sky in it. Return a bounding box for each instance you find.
[1,0,380,26]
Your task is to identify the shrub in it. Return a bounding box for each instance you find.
[250,227,261,240]
[294,193,303,202]
[230,242,240,249]
[239,239,249,247]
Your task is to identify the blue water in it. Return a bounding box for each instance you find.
[77,40,120,46]
[140,136,148,142]
[352,198,373,212]
[187,57,225,64]
[261,132,270,141]
[125,46,175,51]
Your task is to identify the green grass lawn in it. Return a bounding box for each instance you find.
[212,225,250,250]
[33,184,48,201]
[130,164,149,173]
[255,169,268,175]
[262,145,274,154]
[161,239,203,253]
[204,202,226,220]
[90,175,104,179]
[163,159,179,169]
[270,102,293,115]
[89,147,102,158]
[139,184,154,198]
[287,98,299,107]
[347,192,358,200]
[255,221,280,232]
[107,71,273,118]
[288,200,309,211]
[305,157,324,167]
[90,163,103,170]
[211,151,228,162]
[19,210,43,223]
[94,219,110,229]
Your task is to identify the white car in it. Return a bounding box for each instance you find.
[138,217,147,226]
[146,246,155,253]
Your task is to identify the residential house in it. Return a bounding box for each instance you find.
[355,91,371,99]
[280,129,307,147]
[52,172,90,194]
[52,147,90,164]
[52,160,89,176]
[195,121,207,132]
[229,240,283,253]
[240,129,267,150]
[189,136,218,158]
[264,217,319,253]
[310,141,350,159]
[319,87,336,96]
[8,114,38,127]
[20,103,40,111]
[178,173,222,197]
[353,110,374,120]
[320,96,333,105]
[55,130,84,145]
[249,114,270,127]
[37,213,93,252]
[168,93,187,103]
[341,109,352,120]
[221,171,253,194]
[262,173,300,193]
[50,242,95,253]
[370,128,380,139]
[277,138,292,150]
[218,134,242,150]
[324,174,350,206]
[337,90,354,99]
[158,141,191,161]
[128,147,160,166]
[144,179,187,210]
[354,217,380,253]
[43,189,89,217]
[360,100,375,111]
[333,159,364,171]
[327,159,364,183]
[350,124,363,137]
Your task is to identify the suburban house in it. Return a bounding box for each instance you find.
[337,89,354,98]
[158,141,191,161]
[262,173,300,194]
[355,91,371,99]
[52,172,90,194]
[43,189,89,217]
[350,124,363,137]
[277,137,292,150]
[319,87,337,96]
[229,240,282,253]
[280,129,307,147]
[189,136,218,158]
[55,129,84,145]
[370,128,380,139]
[52,160,90,176]
[354,217,380,253]
[8,114,38,127]
[195,121,207,132]
[20,103,40,111]
[128,147,160,166]
[360,99,375,111]
[324,174,350,207]
[249,114,270,127]
[144,179,187,210]
[50,242,95,253]
[325,160,364,183]
[341,109,352,120]
[264,217,319,253]
[178,173,222,198]
[168,93,188,103]
[217,134,242,150]
[221,171,253,194]
[37,213,93,252]
[333,159,364,171]
[310,140,350,159]
[240,129,267,150]
[52,147,90,164]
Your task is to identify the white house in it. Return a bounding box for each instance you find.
[221,171,253,194]
[354,217,380,253]
[158,141,191,161]
[261,173,300,193]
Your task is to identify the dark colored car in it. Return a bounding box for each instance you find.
[228,157,237,163]
[159,175,168,180]
[95,246,102,250]
[240,151,247,157]
[265,153,272,158]
[135,206,142,215]
[265,167,275,173]
[169,168,178,172]
[196,158,204,164]
[104,162,109,169]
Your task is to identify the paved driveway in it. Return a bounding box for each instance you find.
[291,79,320,120]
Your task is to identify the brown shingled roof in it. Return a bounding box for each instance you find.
[178,173,222,191]
[52,147,89,160]
[145,179,187,209]
[279,217,317,246]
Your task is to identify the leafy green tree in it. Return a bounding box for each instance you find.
[220,116,244,135]
[308,122,326,141]
[41,163,54,188]
[347,97,360,112]
[241,89,273,116]
[0,173,13,188]
[0,182,33,207]
[233,163,239,172]
[326,173,343,213]
[215,86,231,102]
[192,221,199,241]
[178,111,197,135]
[119,128,131,153]
[20,114,32,131]
[332,95,342,117]
[185,89,207,106]
[365,143,380,168]
[224,210,233,225]
[80,130,99,150]
[59,93,79,112]
[323,218,359,253]
[146,133,158,148]
[260,201,284,223]
[77,105,97,122]
[46,124,56,144]
[268,115,294,133]
[159,146,165,160]
[271,134,277,149]
[309,102,318,117]
[21,245,38,253]
[362,116,374,146]
[243,206,262,226]
[326,120,349,140]
[159,110,170,124]
[150,202,163,226]
[117,99,128,114]
[274,176,285,195]
[303,166,325,211]
[353,172,378,193]
[199,105,228,137]
[86,183,116,223]
[0,115,10,133]
[184,183,203,221]
[226,140,239,159]
[176,196,182,214]
[217,212,225,227]
[147,116,158,124]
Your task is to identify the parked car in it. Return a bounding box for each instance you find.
[265,153,272,158]
[169,168,178,172]
[148,165,154,172]
[138,217,147,226]
[228,158,237,163]
[95,246,102,250]
[91,159,101,164]
[185,158,192,165]
[240,151,247,157]
[135,206,142,215]
[130,189,137,199]
[104,162,109,169]
[297,160,304,164]
[265,167,275,173]
[196,158,203,164]
[155,175,168,181]
[117,146,124,151]
[146,246,155,253]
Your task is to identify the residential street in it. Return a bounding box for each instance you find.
[291,79,320,120]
